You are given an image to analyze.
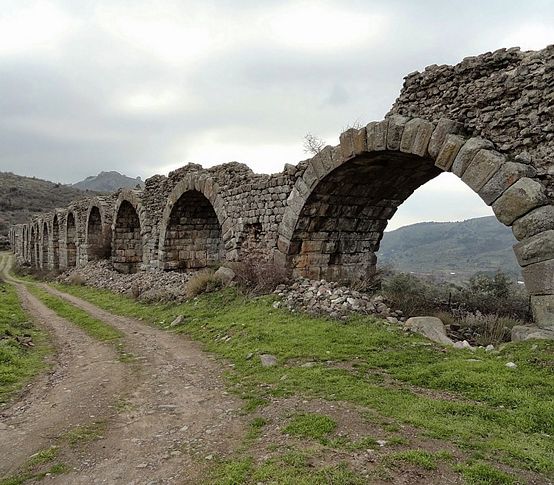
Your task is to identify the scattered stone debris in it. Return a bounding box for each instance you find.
[511,325,554,342]
[505,362,518,369]
[170,315,186,327]
[58,261,192,302]
[273,278,403,321]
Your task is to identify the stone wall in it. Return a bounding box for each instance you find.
[389,46,554,193]
[9,46,554,329]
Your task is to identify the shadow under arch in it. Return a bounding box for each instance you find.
[112,191,144,274]
[66,211,78,268]
[158,176,228,271]
[276,117,552,323]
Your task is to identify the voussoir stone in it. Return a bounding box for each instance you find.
[479,161,537,206]
[434,134,466,171]
[404,316,454,345]
[513,230,554,267]
[461,149,505,192]
[386,115,409,151]
[428,118,464,159]
[451,137,494,177]
[492,178,548,226]
[366,120,388,151]
[512,205,554,241]
[400,118,434,157]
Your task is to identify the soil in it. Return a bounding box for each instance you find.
[0,256,246,484]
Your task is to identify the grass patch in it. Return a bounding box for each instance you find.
[0,270,50,406]
[211,454,365,485]
[28,286,121,342]
[456,461,516,485]
[283,412,337,441]
[383,449,452,471]
[0,446,67,485]
[64,421,106,447]
[52,284,554,479]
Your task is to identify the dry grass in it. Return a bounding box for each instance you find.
[185,269,222,298]
[230,256,289,296]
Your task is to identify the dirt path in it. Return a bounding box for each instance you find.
[0,255,129,477]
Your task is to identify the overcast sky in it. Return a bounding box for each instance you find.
[1,0,553,229]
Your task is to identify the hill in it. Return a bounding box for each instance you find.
[379,216,520,282]
[0,172,91,249]
[72,171,144,192]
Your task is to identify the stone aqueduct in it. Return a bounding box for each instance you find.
[8,46,554,329]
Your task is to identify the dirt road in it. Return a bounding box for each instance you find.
[0,255,244,484]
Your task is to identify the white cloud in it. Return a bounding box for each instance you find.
[0,2,79,58]
[263,1,389,51]
[503,22,554,51]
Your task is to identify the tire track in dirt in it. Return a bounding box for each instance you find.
[41,283,245,484]
[0,255,130,478]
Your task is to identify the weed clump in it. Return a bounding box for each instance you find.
[185,269,222,298]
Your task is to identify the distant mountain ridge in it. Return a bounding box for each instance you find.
[379,216,520,281]
[73,171,144,192]
[0,171,93,249]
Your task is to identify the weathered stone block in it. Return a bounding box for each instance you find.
[366,120,388,151]
[451,137,494,177]
[461,149,505,192]
[386,115,409,150]
[492,178,548,225]
[339,128,357,160]
[428,118,464,159]
[434,134,465,171]
[479,161,536,205]
[513,230,554,267]
[512,205,554,241]
[400,118,434,156]
[531,294,554,331]
[522,259,554,295]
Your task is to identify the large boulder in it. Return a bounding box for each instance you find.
[404,317,454,346]
[511,325,554,342]
[214,266,236,285]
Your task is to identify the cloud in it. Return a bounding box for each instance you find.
[0,0,552,227]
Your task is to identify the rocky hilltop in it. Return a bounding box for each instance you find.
[72,171,144,192]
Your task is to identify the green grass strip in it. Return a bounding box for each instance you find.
[28,286,122,342]
[0,274,50,406]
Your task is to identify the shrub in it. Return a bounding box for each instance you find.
[185,270,222,298]
[231,256,289,296]
[382,273,445,316]
[460,312,523,345]
[68,273,86,286]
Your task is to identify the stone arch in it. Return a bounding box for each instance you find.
[112,194,143,274]
[158,177,228,271]
[52,214,60,270]
[86,202,111,261]
[276,117,552,325]
[66,211,78,268]
[41,220,49,269]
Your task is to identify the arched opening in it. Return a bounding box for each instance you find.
[87,206,109,261]
[379,172,520,282]
[113,200,142,274]
[42,222,49,269]
[30,226,37,267]
[66,212,77,268]
[287,151,440,281]
[52,215,60,270]
[161,190,223,271]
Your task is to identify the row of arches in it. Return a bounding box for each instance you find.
[21,187,224,275]
[11,115,553,328]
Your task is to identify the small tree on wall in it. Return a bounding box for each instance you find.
[303,133,326,155]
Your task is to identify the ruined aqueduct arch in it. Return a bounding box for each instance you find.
[9,46,554,329]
